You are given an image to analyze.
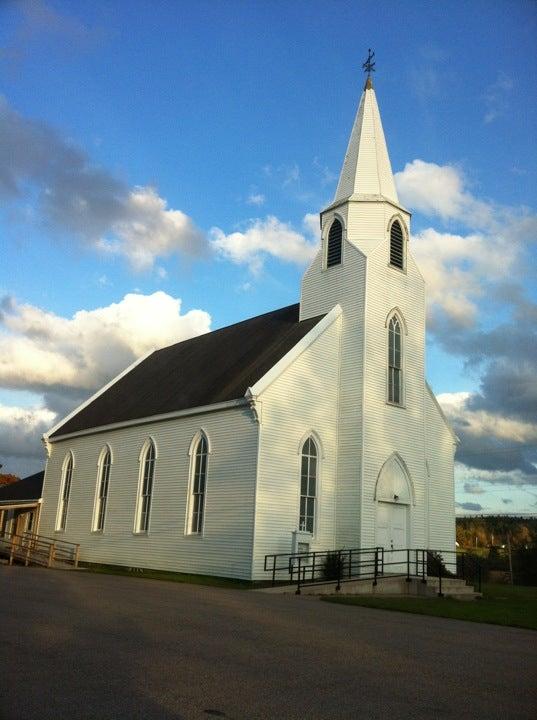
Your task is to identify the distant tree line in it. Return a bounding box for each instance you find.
[456,516,537,586]
[456,515,537,549]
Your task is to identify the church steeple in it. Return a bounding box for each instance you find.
[332,76,399,205]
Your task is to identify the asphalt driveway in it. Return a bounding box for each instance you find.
[0,566,535,719]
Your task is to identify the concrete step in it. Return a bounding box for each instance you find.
[427,577,479,589]
[257,575,481,601]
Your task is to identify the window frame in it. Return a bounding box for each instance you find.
[298,435,320,536]
[92,445,112,533]
[56,451,74,532]
[134,439,156,534]
[387,313,405,407]
[186,431,210,536]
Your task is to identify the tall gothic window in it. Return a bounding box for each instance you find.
[388,316,403,405]
[94,446,111,532]
[136,440,155,533]
[299,437,318,533]
[56,452,74,531]
[189,433,208,534]
[326,218,343,267]
[389,220,404,269]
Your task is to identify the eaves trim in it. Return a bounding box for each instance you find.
[48,398,248,443]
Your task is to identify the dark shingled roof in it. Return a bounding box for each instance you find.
[51,303,325,438]
[0,471,44,503]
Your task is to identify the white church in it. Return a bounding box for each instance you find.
[38,74,457,581]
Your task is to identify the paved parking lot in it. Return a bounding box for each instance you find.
[1,566,536,719]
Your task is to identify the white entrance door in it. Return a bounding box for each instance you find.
[376,502,408,573]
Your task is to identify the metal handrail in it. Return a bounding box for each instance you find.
[264,546,383,593]
[264,546,482,595]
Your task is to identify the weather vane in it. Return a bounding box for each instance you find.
[362,48,376,78]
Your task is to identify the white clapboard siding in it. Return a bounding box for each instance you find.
[300,187,454,556]
[300,232,367,548]
[425,387,457,551]
[251,313,341,579]
[360,239,428,549]
[39,407,259,579]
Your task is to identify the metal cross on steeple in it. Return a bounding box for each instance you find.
[362,49,376,78]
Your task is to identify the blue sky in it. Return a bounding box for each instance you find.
[1,0,536,514]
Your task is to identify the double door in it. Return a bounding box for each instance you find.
[376,502,408,572]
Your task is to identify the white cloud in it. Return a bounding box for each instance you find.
[483,72,513,124]
[0,404,56,460]
[0,292,211,395]
[96,186,206,271]
[302,213,321,244]
[313,157,337,187]
[412,227,518,326]
[156,266,168,280]
[395,159,536,327]
[395,160,492,226]
[464,482,485,495]
[210,215,319,275]
[438,392,537,445]
[455,463,535,489]
[282,164,300,187]
[0,97,208,272]
[246,193,265,206]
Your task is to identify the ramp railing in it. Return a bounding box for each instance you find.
[264,547,482,595]
[0,532,80,569]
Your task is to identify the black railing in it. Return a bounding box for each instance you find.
[425,549,482,596]
[264,546,482,596]
[264,547,382,594]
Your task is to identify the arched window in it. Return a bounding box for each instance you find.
[326,218,342,267]
[136,440,156,533]
[299,437,317,533]
[388,316,403,404]
[93,447,111,531]
[389,220,404,269]
[56,452,74,531]
[189,433,208,534]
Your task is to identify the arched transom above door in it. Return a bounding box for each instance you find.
[374,454,414,505]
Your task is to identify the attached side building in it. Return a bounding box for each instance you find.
[0,472,44,540]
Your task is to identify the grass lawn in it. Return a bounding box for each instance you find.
[321,583,537,631]
[78,562,252,589]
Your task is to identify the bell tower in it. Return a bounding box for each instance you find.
[299,59,428,550]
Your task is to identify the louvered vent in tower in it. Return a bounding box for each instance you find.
[326,219,342,267]
[390,220,404,269]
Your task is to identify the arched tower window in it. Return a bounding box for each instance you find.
[326,218,343,267]
[299,437,318,533]
[388,316,403,405]
[389,220,404,269]
[93,446,111,532]
[189,433,208,534]
[136,439,156,533]
[56,452,74,531]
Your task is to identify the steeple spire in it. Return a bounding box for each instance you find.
[333,56,399,205]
